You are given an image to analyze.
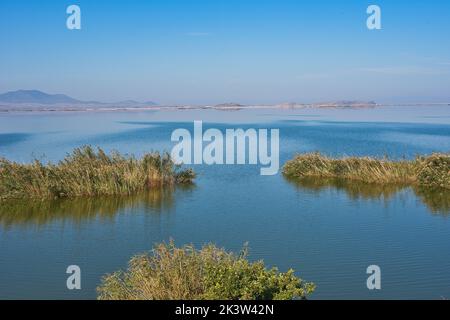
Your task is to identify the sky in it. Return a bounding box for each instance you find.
[1,0,450,105]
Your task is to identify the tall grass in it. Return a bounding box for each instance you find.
[97,241,315,300]
[415,153,450,189]
[0,146,195,200]
[283,152,450,189]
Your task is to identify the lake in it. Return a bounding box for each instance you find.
[0,106,449,299]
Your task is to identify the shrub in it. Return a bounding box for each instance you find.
[97,241,315,300]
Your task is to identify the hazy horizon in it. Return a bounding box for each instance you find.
[1,0,450,105]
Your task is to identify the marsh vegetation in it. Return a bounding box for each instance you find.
[283,153,450,214]
[97,241,315,300]
[283,152,450,189]
[0,146,195,200]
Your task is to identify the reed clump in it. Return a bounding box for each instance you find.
[97,241,315,300]
[415,153,450,189]
[283,152,449,189]
[0,146,195,200]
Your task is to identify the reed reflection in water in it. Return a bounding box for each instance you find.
[0,186,193,229]
[285,177,450,216]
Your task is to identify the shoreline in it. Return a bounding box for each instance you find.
[1,103,450,114]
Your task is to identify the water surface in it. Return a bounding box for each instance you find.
[0,106,449,299]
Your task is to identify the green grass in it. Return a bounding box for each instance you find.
[97,241,315,300]
[283,152,450,189]
[0,146,195,200]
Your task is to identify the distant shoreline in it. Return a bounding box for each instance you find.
[1,102,449,114]
[2,90,449,113]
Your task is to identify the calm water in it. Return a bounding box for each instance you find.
[0,106,449,299]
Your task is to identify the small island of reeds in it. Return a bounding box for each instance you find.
[283,152,450,189]
[0,146,195,200]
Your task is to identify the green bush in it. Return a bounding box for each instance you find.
[97,241,315,300]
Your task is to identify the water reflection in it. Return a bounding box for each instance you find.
[0,187,187,229]
[285,177,450,215]
[414,187,450,215]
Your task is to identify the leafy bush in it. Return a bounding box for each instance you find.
[97,241,315,300]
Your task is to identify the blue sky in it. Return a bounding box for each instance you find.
[1,0,450,104]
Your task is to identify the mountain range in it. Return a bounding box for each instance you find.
[0,89,387,112]
[0,90,157,106]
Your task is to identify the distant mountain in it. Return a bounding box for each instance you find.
[113,100,158,106]
[0,90,82,104]
[143,101,158,106]
[0,90,158,107]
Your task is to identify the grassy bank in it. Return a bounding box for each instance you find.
[283,152,450,189]
[0,146,195,200]
[97,241,315,300]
